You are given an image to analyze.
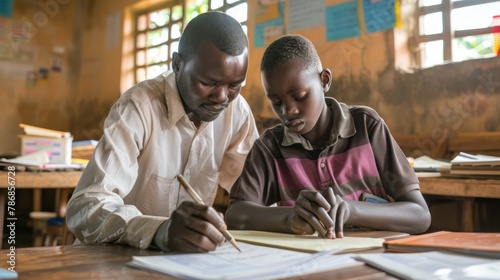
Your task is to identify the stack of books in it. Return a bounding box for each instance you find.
[72,140,98,160]
[408,156,451,177]
[0,124,82,170]
[19,123,73,164]
[450,152,500,177]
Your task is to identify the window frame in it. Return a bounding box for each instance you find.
[132,0,184,84]
[416,0,499,66]
[131,0,247,84]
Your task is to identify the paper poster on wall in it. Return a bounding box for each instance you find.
[326,1,360,41]
[51,56,62,72]
[288,0,325,32]
[363,0,396,33]
[0,0,13,18]
[0,42,36,79]
[26,70,37,87]
[38,68,49,84]
[254,1,284,48]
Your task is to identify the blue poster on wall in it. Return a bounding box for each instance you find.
[254,1,285,48]
[0,0,13,18]
[363,0,396,33]
[326,1,360,41]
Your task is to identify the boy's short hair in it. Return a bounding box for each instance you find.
[260,34,322,72]
[178,12,248,59]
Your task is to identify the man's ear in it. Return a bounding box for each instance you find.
[320,68,333,92]
[172,52,181,73]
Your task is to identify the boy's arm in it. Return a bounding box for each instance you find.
[226,201,295,233]
[343,188,430,234]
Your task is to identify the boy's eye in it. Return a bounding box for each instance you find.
[270,100,281,106]
[295,94,307,101]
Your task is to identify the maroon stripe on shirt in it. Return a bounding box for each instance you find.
[274,144,381,205]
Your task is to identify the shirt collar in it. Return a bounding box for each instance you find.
[163,71,187,129]
[282,97,356,150]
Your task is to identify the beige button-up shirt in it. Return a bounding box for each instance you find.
[66,71,258,249]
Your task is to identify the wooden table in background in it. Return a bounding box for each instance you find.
[0,241,399,279]
[0,171,82,248]
[418,176,500,231]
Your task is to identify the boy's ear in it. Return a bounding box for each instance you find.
[320,68,333,92]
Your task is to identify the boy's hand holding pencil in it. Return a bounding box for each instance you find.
[290,187,349,239]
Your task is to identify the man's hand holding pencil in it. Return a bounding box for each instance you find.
[152,175,241,253]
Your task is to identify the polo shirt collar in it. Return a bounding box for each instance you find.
[282,97,356,150]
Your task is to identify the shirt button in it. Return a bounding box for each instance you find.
[320,163,325,168]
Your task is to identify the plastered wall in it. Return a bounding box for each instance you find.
[1,0,499,157]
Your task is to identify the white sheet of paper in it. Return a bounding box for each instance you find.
[356,251,500,280]
[130,242,361,280]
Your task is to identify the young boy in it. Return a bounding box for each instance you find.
[225,35,430,238]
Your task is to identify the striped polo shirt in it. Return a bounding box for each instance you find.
[229,97,419,206]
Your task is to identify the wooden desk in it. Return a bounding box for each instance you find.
[0,171,82,248]
[419,176,500,231]
[0,243,398,279]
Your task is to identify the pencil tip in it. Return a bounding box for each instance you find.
[231,240,241,252]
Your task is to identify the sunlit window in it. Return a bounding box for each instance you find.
[133,0,247,83]
[133,2,185,83]
[418,0,500,68]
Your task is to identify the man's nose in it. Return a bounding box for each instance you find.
[211,86,229,104]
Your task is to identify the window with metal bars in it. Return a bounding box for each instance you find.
[417,0,500,68]
[132,0,247,84]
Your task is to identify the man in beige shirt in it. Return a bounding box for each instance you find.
[66,12,258,253]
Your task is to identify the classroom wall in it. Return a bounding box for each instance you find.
[2,0,499,236]
[0,0,78,156]
[244,0,500,138]
[1,0,499,153]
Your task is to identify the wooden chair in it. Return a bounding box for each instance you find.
[43,217,75,246]
[29,211,57,247]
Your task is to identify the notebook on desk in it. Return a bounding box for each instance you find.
[230,230,385,254]
[383,231,500,258]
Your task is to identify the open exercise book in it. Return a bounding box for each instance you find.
[128,231,384,279]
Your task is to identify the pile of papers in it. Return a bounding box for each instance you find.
[356,251,500,280]
[450,152,500,177]
[411,156,452,172]
[128,230,500,280]
[129,242,361,280]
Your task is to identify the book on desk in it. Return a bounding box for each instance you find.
[354,231,500,280]
[449,152,500,177]
[128,230,500,280]
[383,231,500,258]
